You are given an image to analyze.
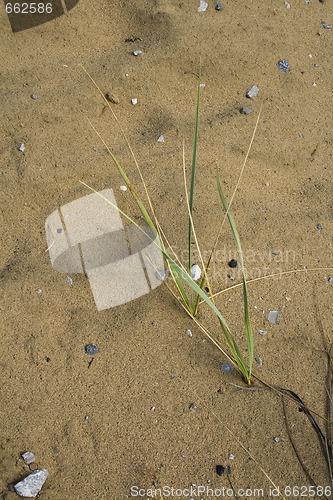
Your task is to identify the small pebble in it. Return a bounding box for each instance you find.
[31,93,38,100]
[240,106,252,115]
[255,357,263,367]
[321,21,332,29]
[14,469,48,498]
[189,402,200,413]
[85,344,99,355]
[67,276,73,285]
[120,185,128,191]
[229,453,235,460]
[36,288,42,295]
[246,85,260,98]
[316,223,323,230]
[215,2,223,10]
[190,264,202,281]
[18,143,25,152]
[131,98,138,105]
[198,0,208,12]
[277,59,289,72]
[258,329,267,335]
[185,329,193,338]
[328,277,332,283]
[273,436,281,443]
[216,464,225,476]
[228,259,238,268]
[268,310,279,324]
[56,228,62,234]
[268,311,279,325]
[227,274,235,281]
[21,451,36,465]
[220,362,233,372]
[132,50,143,56]
[157,135,165,143]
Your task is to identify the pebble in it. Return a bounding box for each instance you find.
[21,451,36,465]
[258,329,267,335]
[240,106,252,115]
[216,464,225,476]
[321,21,332,29]
[120,185,128,191]
[132,50,143,56]
[131,98,138,105]
[198,0,208,11]
[277,59,289,72]
[255,357,263,367]
[85,344,99,355]
[273,436,281,443]
[215,2,223,10]
[18,143,25,152]
[105,92,120,104]
[246,85,260,98]
[14,469,48,498]
[316,223,323,230]
[67,276,73,285]
[31,93,38,100]
[228,259,238,268]
[220,362,233,372]
[268,310,279,324]
[328,277,333,283]
[185,329,193,338]
[157,135,165,143]
[189,402,200,413]
[190,264,202,281]
[229,453,235,460]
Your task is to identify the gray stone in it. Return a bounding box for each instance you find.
[268,310,279,324]
[21,451,36,465]
[14,469,48,498]
[246,85,260,98]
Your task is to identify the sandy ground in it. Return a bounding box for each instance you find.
[1,1,333,498]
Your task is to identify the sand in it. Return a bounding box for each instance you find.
[1,1,333,498]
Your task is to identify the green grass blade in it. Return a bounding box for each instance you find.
[216,171,254,381]
[188,78,201,274]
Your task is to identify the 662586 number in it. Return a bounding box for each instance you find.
[284,485,331,497]
[6,3,53,14]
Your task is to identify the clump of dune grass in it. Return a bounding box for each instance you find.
[80,66,257,385]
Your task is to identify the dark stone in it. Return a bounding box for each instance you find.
[216,464,225,476]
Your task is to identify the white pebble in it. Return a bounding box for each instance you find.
[157,135,165,143]
[131,98,138,105]
[120,185,128,191]
[21,451,36,465]
[198,0,208,11]
[190,264,202,281]
[18,143,25,152]
[14,469,48,498]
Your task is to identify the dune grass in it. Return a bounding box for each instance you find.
[81,67,256,384]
